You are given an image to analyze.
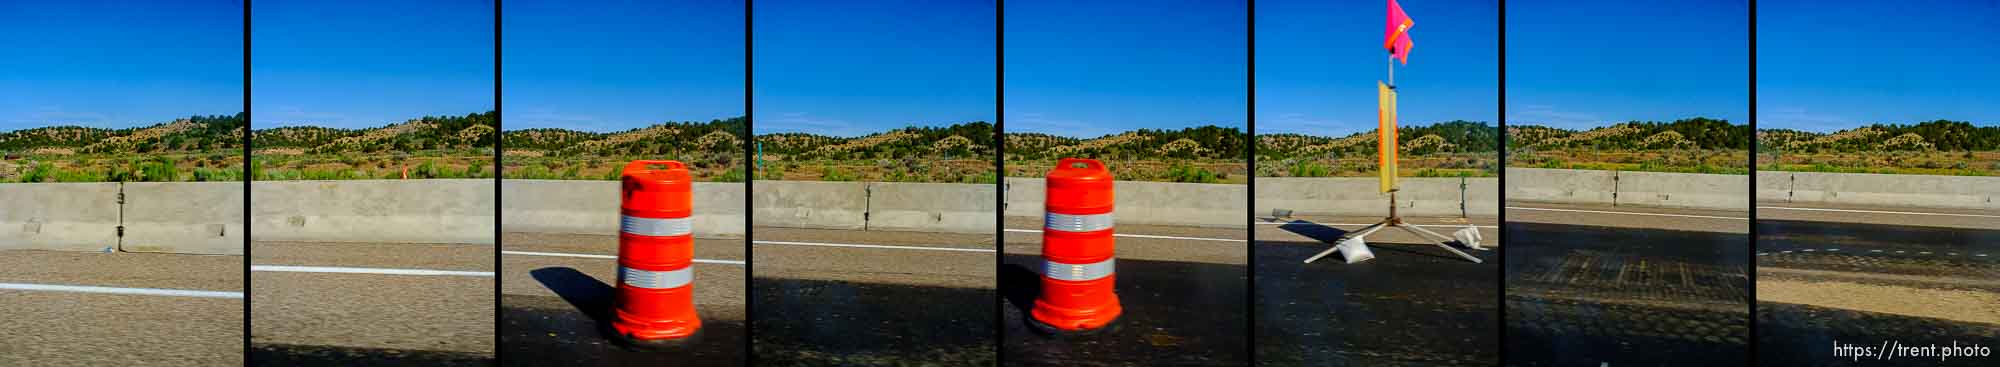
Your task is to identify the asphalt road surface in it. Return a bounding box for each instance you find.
[499,232,746,366]
[1756,202,2000,366]
[250,241,495,366]
[1001,217,1247,366]
[753,226,996,366]
[0,250,243,366]
[1253,214,1499,366]
[1504,203,1750,366]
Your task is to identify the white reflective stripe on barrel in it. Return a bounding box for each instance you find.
[621,215,692,237]
[619,266,693,289]
[1041,258,1115,281]
[1044,212,1114,233]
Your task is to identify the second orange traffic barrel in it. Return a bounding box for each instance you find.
[1031,158,1123,333]
[610,160,702,346]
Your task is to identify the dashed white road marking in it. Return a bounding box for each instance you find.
[1004,228,1244,242]
[501,250,745,265]
[0,283,241,299]
[1759,206,2000,219]
[1761,248,1991,259]
[754,240,995,253]
[252,265,494,277]
[1507,206,1746,220]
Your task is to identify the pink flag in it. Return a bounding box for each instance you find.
[1386,0,1415,64]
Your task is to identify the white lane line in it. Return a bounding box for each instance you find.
[1759,206,2000,219]
[1507,206,1746,220]
[501,250,747,265]
[1255,222,1499,229]
[0,283,242,299]
[753,240,995,253]
[1003,228,1245,242]
[252,265,494,277]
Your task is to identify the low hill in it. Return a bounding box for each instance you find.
[1759,120,2000,153]
[503,117,745,157]
[760,122,994,161]
[252,111,495,154]
[1006,125,1243,161]
[0,113,245,155]
[1508,117,1750,151]
[1259,120,1495,159]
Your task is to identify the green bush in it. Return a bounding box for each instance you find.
[19,163,54,183]
[820,167,856,181]
[1289,161,1331,177]
[1165,163,1221,183]
[714,167,745,182]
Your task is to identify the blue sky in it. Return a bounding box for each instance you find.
[1758,0,2000,132]
[252,0,492,129]
[1507,0,1748,129]
[1258,0,1497,137]
[504,0,743,133]
[0,1,242,130]
[1006,0,1247,138]
[753,0,995,137]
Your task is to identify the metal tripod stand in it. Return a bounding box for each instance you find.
[1302,190,1483,264]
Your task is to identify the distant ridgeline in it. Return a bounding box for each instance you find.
[0,113,246,155]
[1759,120,2000,153]
[1007,125,1245,161]
[1509,117,1750,151]
[503,116,745,157]
[759,122,994,161]
[1259,120,1496,159]
[252,111,495,154]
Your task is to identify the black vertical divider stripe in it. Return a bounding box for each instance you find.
[1494,1,1507,365]
[492,0,504,363]
[993,1,1006,366]
[1746,0,1758,364]
[1244,0,1257,365]
[742,0,756,365]
[241,0,253,364]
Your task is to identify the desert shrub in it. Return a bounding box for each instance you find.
[19,163,54,183]
[1165,163,1221,183]
[1289,161,1330,177]
[714,167,745,182]
[820,167,856,181]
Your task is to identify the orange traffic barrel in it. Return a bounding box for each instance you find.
[1030,158,1123,334]
[610,160,702,347]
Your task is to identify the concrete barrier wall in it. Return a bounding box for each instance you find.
[1756,171,1793,203]
[123,182,244,255]
[1613,171,1749,210]
[1253,177,1493,218]
[1506,168,1748,211]
[1504,168,1617,205]
[1006,178,1245,228]
[500,180,745,238]
[752,181,868,230]
[0,183,121,252]
[252,179,494,244]
[1767,171,2000,210]
[865,182,995,233]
